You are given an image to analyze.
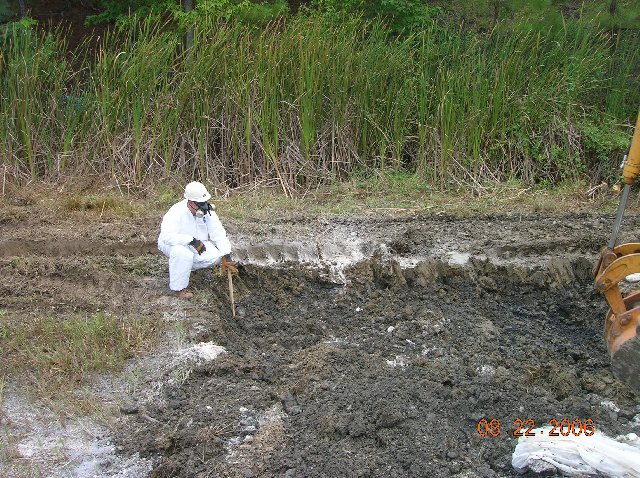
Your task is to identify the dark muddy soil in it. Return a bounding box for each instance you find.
[1,202,640,477]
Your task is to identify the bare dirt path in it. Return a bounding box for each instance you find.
[1,202,639,477]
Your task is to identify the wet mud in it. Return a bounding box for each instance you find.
[1,209,640,477]
[114,258,637,478]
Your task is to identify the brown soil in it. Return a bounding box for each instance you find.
[1,198,639,477]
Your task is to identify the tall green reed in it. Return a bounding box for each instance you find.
[0,13,637,189]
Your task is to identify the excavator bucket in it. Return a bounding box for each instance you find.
[594,110,640,394]
[594,243,640,394]
[606,308,640,394]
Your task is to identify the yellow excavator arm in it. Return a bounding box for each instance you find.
[623,111,640,185]
[594,110,640,394]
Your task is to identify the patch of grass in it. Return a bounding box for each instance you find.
[215,175,621,220]
[0,312,163,398]
[0,176,625,222]
[61,194,138,216]
[154,187,181,210]
[93,256,165,277]
[123,256,165,277]
[7,256,30,270]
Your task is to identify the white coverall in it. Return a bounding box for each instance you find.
[158,199,232,291]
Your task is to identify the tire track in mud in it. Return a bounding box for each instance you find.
[0,239,158,258]
[0,211,630,262]
[0,254,164,314]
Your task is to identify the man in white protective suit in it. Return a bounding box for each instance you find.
[158,181,238,298]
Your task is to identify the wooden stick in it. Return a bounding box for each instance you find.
[227,268,236,318]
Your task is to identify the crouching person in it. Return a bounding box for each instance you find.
[158,181,237,298]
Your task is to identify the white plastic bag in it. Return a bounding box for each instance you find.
[512,427,640,477]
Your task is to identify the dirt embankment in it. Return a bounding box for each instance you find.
[1,204,639,477]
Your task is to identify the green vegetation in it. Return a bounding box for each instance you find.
[2,171,620,222]
[0,1,12,23]
[210,172,617,220]
[0,3,638,191]
[86,0,290,26]
[0,312,162,397]
[62,193,138,216]
[83,0,640,32]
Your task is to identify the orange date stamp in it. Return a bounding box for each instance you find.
[476,418,595,437]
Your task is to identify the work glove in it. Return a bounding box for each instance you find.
[220,254,238,274]
[189,238,206,255]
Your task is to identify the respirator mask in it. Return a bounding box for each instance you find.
[194,201,213,218]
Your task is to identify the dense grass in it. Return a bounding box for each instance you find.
[0,14,638,190]
[0,312,161,397]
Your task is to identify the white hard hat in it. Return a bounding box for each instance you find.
[184,181,211,202]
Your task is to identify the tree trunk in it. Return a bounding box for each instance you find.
[184,0,194,50]
[18,0,27,17]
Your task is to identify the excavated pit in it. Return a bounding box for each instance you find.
[113,255,636,478]
[1,211,640,477]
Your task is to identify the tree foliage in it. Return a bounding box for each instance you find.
[0,0,15,22]
[85,0,640,32]
[1,0,638,31]
[87,0,288,25]
[86,0,177,25]
[310,0,440,30]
